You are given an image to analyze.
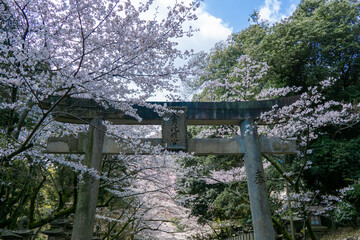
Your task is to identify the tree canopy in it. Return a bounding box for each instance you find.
[0,0,204,238]
[179,0,360,239]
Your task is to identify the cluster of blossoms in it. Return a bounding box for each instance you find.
[260,79,359,144]
[201,55,268,102]
[277,187,354,218]
[204,167,246,184]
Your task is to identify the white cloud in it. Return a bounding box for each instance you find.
[176,5,233,53]
[259,0,282,23]
[136,0,232,53]
[259,0,299,24]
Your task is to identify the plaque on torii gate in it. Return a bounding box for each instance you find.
[162,107,187,151]
[41,96,298,240]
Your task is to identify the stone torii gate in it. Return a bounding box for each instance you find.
[42,96,298,240]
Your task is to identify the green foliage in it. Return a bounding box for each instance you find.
[304,135,360,192]
[231,23,267,61]
[232,0,360,102]
[193,41,242,101]
[177,155,250,227]
[182,1,360,238]
[264,0,360,101]
[345,183,360,214]
[212,187,251,222]
[333,201,358,226]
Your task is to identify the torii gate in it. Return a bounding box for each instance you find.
[41,96,298,240]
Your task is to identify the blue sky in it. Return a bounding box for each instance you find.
[173,0,301,53]
[203,0,300,33]
[203,0,266,32]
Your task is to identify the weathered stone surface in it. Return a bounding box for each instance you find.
[240,119,275,240]
[40,96,298,125]
[47,135,296,155]
[162,107,187,151]
[71,119,106,240]
[42,219,72,240]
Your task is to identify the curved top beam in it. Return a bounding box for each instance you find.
[40,96,298,125]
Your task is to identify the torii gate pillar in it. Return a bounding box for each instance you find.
[71,119,106,240]
[240,119,275,240]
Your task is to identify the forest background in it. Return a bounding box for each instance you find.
[0,0,360,239]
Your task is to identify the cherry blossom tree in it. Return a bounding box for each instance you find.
[259,78,359,239]
[0,0,203,236]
